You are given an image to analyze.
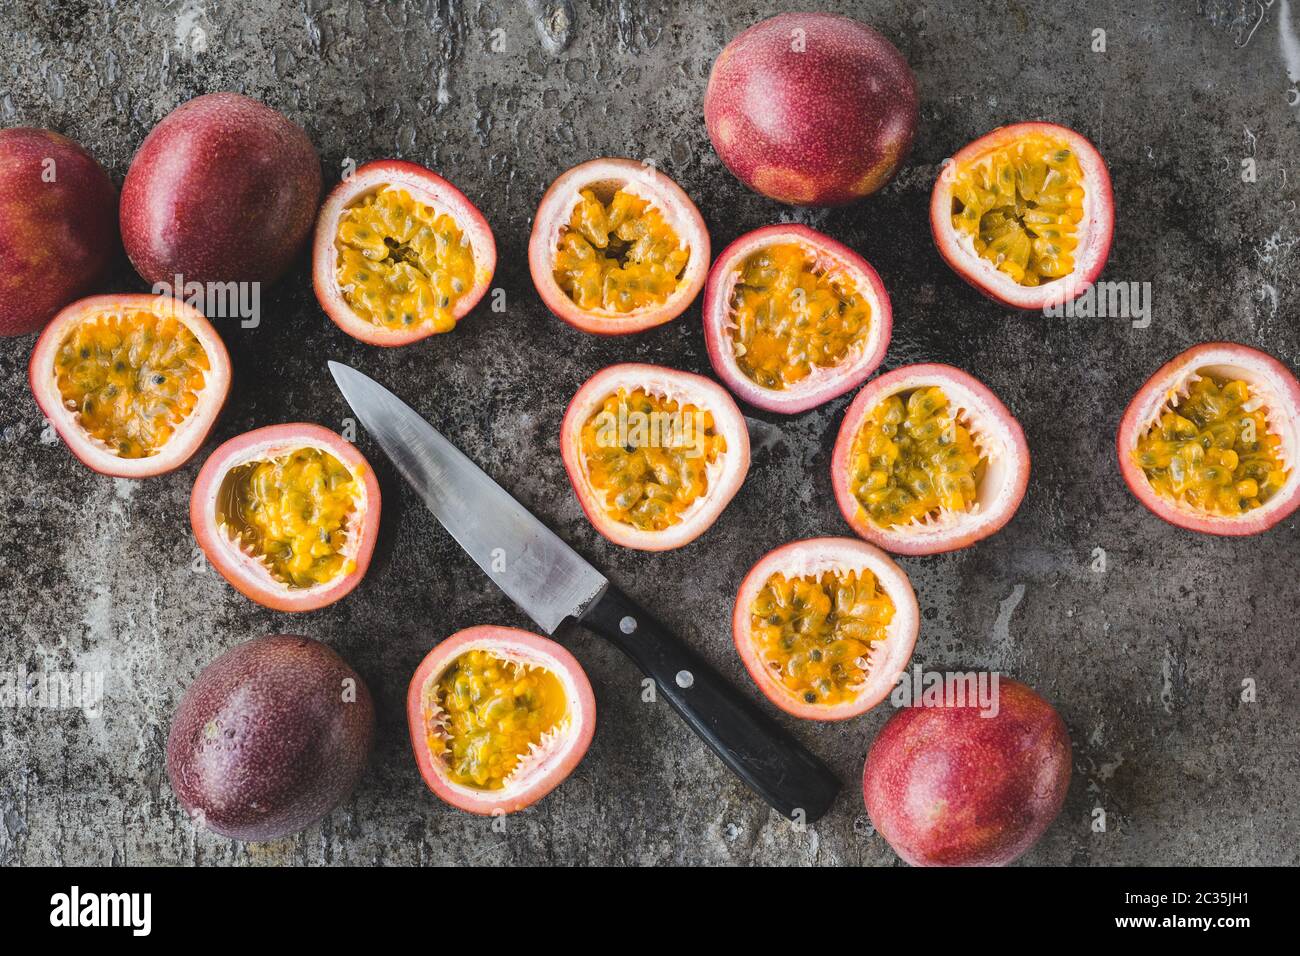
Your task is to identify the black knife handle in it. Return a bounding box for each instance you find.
[581,583,841,822]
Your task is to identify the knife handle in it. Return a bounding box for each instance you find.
[581,583,841,822]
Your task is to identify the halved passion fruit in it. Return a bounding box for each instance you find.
[1117,342,1300,535]
[313,159,497,346]
[733,537,919,721]
[528,158,709,335]
[28,294,230,478]
[703,224,891,414]
[931,122,1114,311]
[560,363,750,551]
[407,625,596,815]
[832,364,1030,555]
[190,423,380,611]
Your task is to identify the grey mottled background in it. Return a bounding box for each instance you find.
[1,0,1298,866]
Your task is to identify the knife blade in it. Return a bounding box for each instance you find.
[329,361,841,821]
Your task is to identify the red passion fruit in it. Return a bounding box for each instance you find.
[832,364,1030,555]
[29,293,230,477]
[733,537,919,721]
[561,363,750,551]
[931,122,1114,311]
[190,423,380,611]
[313,159,497,346]
[407,625,596,815]
[0,128,119,337]
[704,12,918,206]
[529,157,709,334]
[703,224,892,413]
[120,92,322,288]
[1117,342,1300,535]
[863,677,1072,867]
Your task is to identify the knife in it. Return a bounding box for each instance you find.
[329,361,841,822]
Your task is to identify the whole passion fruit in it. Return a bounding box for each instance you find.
[29,293,231,477]
[560,363,750,551]
[733,537,918,721]
[407,626,596,815]
[120,92,321,288]
[703,224,892,413]
[704,12,918,206]
[190,423,380,612]
[167,634,374,842]
[529,157,709,334]
[0,128,118,337]
[931,122,1114,311]
[863,677,1071,867]
[312,159,497,346]
[832,363,1030,555]
[1117,342,1300,535]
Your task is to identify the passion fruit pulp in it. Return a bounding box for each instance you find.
[733,537,919,721]
[29,294,230,478]
[407,626,596,815]
[191,424,380,611]
[561,364,750,551]
[529,158,709,335]
[931,123,1114,311]
[703,224,891,414]
[1117,343,1300,535]
[832,364,1030,555]
[313,160,496,346]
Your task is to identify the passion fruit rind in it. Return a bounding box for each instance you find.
[704,224,891,414]
[1117,342,1300,536]
[529,158,710,335]
[832,364,1030,555]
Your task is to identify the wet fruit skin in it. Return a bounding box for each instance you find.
[1117,342,1300,536]
[703,224,892,414]
[863,678,1071,867]
[190,423,381,612]
[705,12,918,206]
[0,129,118,337]
[166,634,374,842]
[407,626,596,815]
[28,293,231,478]
[121,92,322,288]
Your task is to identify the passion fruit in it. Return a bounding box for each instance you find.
[529,158,709,335]
[312,159,497,346]
[832,364,1030,555]
[0,128,119,337]
[931,122,1114,310]
[704,12,918,206]
[29,293,231,477]
[703,224,892,413]
[560,363,750,550]
[190,423,380,612]
[733,537,918,721]
[120,92,321,288]
[167,634,374,842]
[863,677,1072,867]
[407,625,596,815]
[1117,342,1300,535]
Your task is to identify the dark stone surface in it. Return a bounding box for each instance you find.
[1,0,1298,865]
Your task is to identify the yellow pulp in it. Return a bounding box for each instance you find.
[53,309,210,459]
[216,447,360,588]
[580,387,726,532]
[553,188,688,312]
[729,243,872,391]
[950,135,1085,286]
[335,186,477,333]
[850,387,986,527]
[749,570,894,706]
[429,649,569,791]
[1134,376,1289,515]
